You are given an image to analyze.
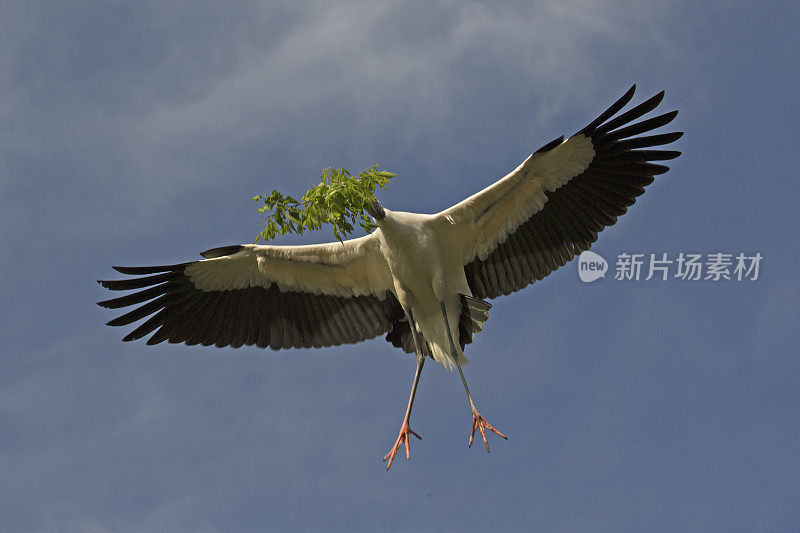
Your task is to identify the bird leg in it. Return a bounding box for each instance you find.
[440,301,508,452]
[456,363,507,452]
[383,311,426,470]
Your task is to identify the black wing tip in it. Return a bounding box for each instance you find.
[200,245,243,259]
[659,131,684,144]
[651,90,666,106]
[658,150,682,160]
[620,84,637,104]
[579,84,638,136]
[651,163,671,175]
[111,264,188,275]
[112,265,155,275]
[627,86,668,100]
[534,135,565,154]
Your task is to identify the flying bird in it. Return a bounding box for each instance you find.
[98,85,682,469]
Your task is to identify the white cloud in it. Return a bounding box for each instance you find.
[113,0,684,201]
[0,0,688,249]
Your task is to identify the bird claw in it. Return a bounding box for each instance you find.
[383,421,421,470]
[469,410,507,453]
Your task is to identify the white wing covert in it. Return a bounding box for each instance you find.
[441,134,596,263]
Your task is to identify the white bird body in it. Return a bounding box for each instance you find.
[375,209,471,369]
[98,85,682,467]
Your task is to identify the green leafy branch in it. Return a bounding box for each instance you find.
[253,165,396,243]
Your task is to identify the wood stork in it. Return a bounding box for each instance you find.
[98,85,682,469]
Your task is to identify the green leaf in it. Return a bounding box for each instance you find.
[253,164,396,243]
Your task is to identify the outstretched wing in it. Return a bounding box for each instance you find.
[438,85,682,298]
[98,235,404,349]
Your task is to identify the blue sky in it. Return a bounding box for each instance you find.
[2,1,798,531]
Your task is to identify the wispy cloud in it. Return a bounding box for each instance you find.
[1,0,687,237]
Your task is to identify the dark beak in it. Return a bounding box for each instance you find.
[365,199,385,221]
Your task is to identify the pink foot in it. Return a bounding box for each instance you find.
[383,421,421,470]
[469,410,508,452]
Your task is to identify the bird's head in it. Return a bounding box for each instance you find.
[365,198,386,222]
